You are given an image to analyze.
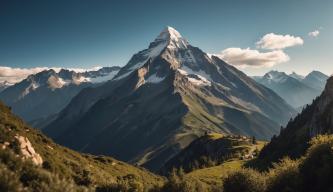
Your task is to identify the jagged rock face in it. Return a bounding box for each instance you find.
[15,135,43,166]
[258,76,333,166]
[45,27,295,171]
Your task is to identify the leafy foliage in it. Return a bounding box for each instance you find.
[223,168,266,192]
[221,135,333,192]
[299,135,333,192]
[162,134,264,174]
[157,168,208,192]
[266,158,301,192]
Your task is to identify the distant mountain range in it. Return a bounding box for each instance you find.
[253,70,328,108]
[257,75,333,167]
[0,80,13,92]
[0,66,120,126]
[43,27,295,171]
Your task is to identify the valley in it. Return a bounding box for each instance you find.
[0,1,332,190]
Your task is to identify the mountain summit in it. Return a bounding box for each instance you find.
[44,27,295,171]
[156,26,188,47]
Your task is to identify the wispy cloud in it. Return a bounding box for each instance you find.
[256,33,304,50]
[0,66,102,84]
[308,30,320,37]
[216,48,289,68]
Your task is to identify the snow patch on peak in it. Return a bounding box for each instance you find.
[187,75,211,86]
[86,70,119,83]
[155,26,188,49]
[145,74,165,83]
[180,65,212,82]
[157,26,183,40]
[264,71,288,83]
[114,27,189,80]
[177,67,212,86]
[165,26,183,40]
[21,82,39,98]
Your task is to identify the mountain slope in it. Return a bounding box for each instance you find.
[256,76,333,168]
[45,27,295,171]
[0,81,12,92]
[0,102,163,190]
[289,72,304,81]
[254,70,323,108]
[302,70,328,90]
[0,67,120,123]
[161,133,265,174]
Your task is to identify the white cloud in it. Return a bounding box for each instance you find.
[0,67,48,84]
[308,30,320,37]
[256,33,304,50]
[217,47,290,68]
[0,66,103,84]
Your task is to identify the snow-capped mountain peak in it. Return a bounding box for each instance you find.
[154,26,188,49]
[114,27,189,80]
[114,26,207,81]
[263,70,289,83]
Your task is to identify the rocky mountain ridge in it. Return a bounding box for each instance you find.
[44,27,295,171]
[0,67,120,123]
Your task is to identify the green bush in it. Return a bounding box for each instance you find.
[158,168,208,192]
[299,135,333,192]
[266,158,301,192]
[223,169,266,192]
[0,163,26,192]
[95,174,144,192]
[0,149,24,172]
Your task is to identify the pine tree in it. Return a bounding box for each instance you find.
[252,136,257,144]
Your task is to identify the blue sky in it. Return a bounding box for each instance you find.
[0,0,332,76]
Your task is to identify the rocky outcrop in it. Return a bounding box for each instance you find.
[15,135,43,166]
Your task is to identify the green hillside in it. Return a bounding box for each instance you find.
[161,133,265,174]
[0,102,164,191]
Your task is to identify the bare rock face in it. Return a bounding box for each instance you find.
[15,135,43,166]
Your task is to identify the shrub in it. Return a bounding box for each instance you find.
[95,174,144,192]
[299,135,333,192]
[0,149,24,172]
[158,168,208,192]
[223,168,266,192]
[0,163,26,192]
[266,158,301,192]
